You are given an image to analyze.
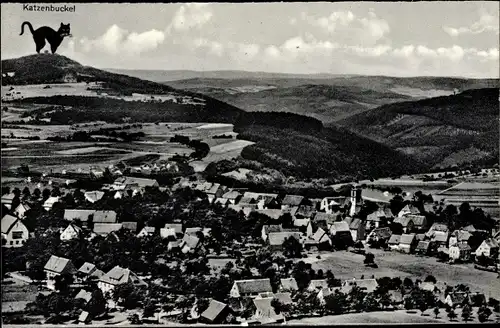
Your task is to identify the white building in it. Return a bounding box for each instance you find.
[1,214,29,248]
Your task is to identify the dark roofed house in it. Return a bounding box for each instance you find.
[76,262,103,282]
[406,214,428,231]
[345,217,365,241]
[415,241,432,256]
[449,243,472,262]
[230,279,273,298]
[393,216,415,233]
[296,205,316,219]
[431,231,449,246]
[445,292,470,308]
[366,227,392,244]
[281,195,304,209]
[200,299,233,324]
[313,212,338,224]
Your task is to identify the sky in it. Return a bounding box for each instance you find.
[1,2,499,77]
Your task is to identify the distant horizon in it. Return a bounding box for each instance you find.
[2,2,498,78]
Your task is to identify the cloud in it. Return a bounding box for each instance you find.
[443,12,499,36]
[301,10,390,45]
[169,3,213,32]
[79,25,165,56]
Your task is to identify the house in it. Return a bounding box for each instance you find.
[399,233,417,253]
[237,196,258,208]
[160,227,177,239]
[431,231,449,247]
[242,192,278,210]
[445,292,470,308]
[121,222,138,233]
[252,297,285,324]
[78,311,91,324]
[93,223,123,236]
[341,278,378,294]
[279,278,298,292]
[60,223,82,241]
[311,227,331,246]
[475,238,499,258]
[75,289,93,304]
[392,216,415,233]
[93,210,117,224]
[167,240,181,252]
[208,258,237,275]
[449,243,472,262]
[281,195,304,210]
[253,209,285,221]
[196,182,226,203]
[84,191,105,203]
[222,190,242,205]
[2,214,29,248]
[296,205,316,219]
[388,234,402,250]
[366,227,392,244]
[317,287,341,305]
[114,176,159,190]
[313,212,338,224]
[199,299,233,324]
[76,262,104,282]
[13,203,30,219]
[261,225,284,242]
[137,226,156,238]
[64,209,96,224]
[1,193,16,209]
[329,221,350,237]
[307,279,329,292]
[98,266,147,295]
[397,204,421,217]
[180,234,200,253]
[230,279,273,298]
[267,232,302,250]
[426,223,449,238]
[415,241,432,256]
[366,207,393,230]
[405,214,428,231]
[164,223,183,237]
[448,230,472,248]
[320,197,345,214]
[293,218,313,237]
[272,292,293,305]
[214,198,230,206]
[344,217,365,242]
[44,255,76,290]
[43,196,60,211]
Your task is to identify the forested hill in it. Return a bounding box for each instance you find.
[2,54,425,181]
[340,88,500,169]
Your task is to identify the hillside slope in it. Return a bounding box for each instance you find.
[340,88,500,169]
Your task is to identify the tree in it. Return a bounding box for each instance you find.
[87,289,107,317]
[324,291,349,314]
[282,236,303,259]
[477,306,492,322]
[326,270,341,288]
[424,275,437,284]
[447,308,457,321]
[196,298,210,316]
[461,304,472,322]
[54,273,74,293]
[128,313,141,324]
[143,299,156,319]
[364,253,375,266]
[433,307,440,319]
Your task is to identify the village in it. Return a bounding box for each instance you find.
[2,162,500,325]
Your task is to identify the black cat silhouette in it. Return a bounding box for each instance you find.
[20,22,72,54]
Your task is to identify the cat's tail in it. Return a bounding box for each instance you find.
[20,21,35,36]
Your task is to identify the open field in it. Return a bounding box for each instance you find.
[1,83,205,105]
[311,249,500,299]
[288,310,444,324]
